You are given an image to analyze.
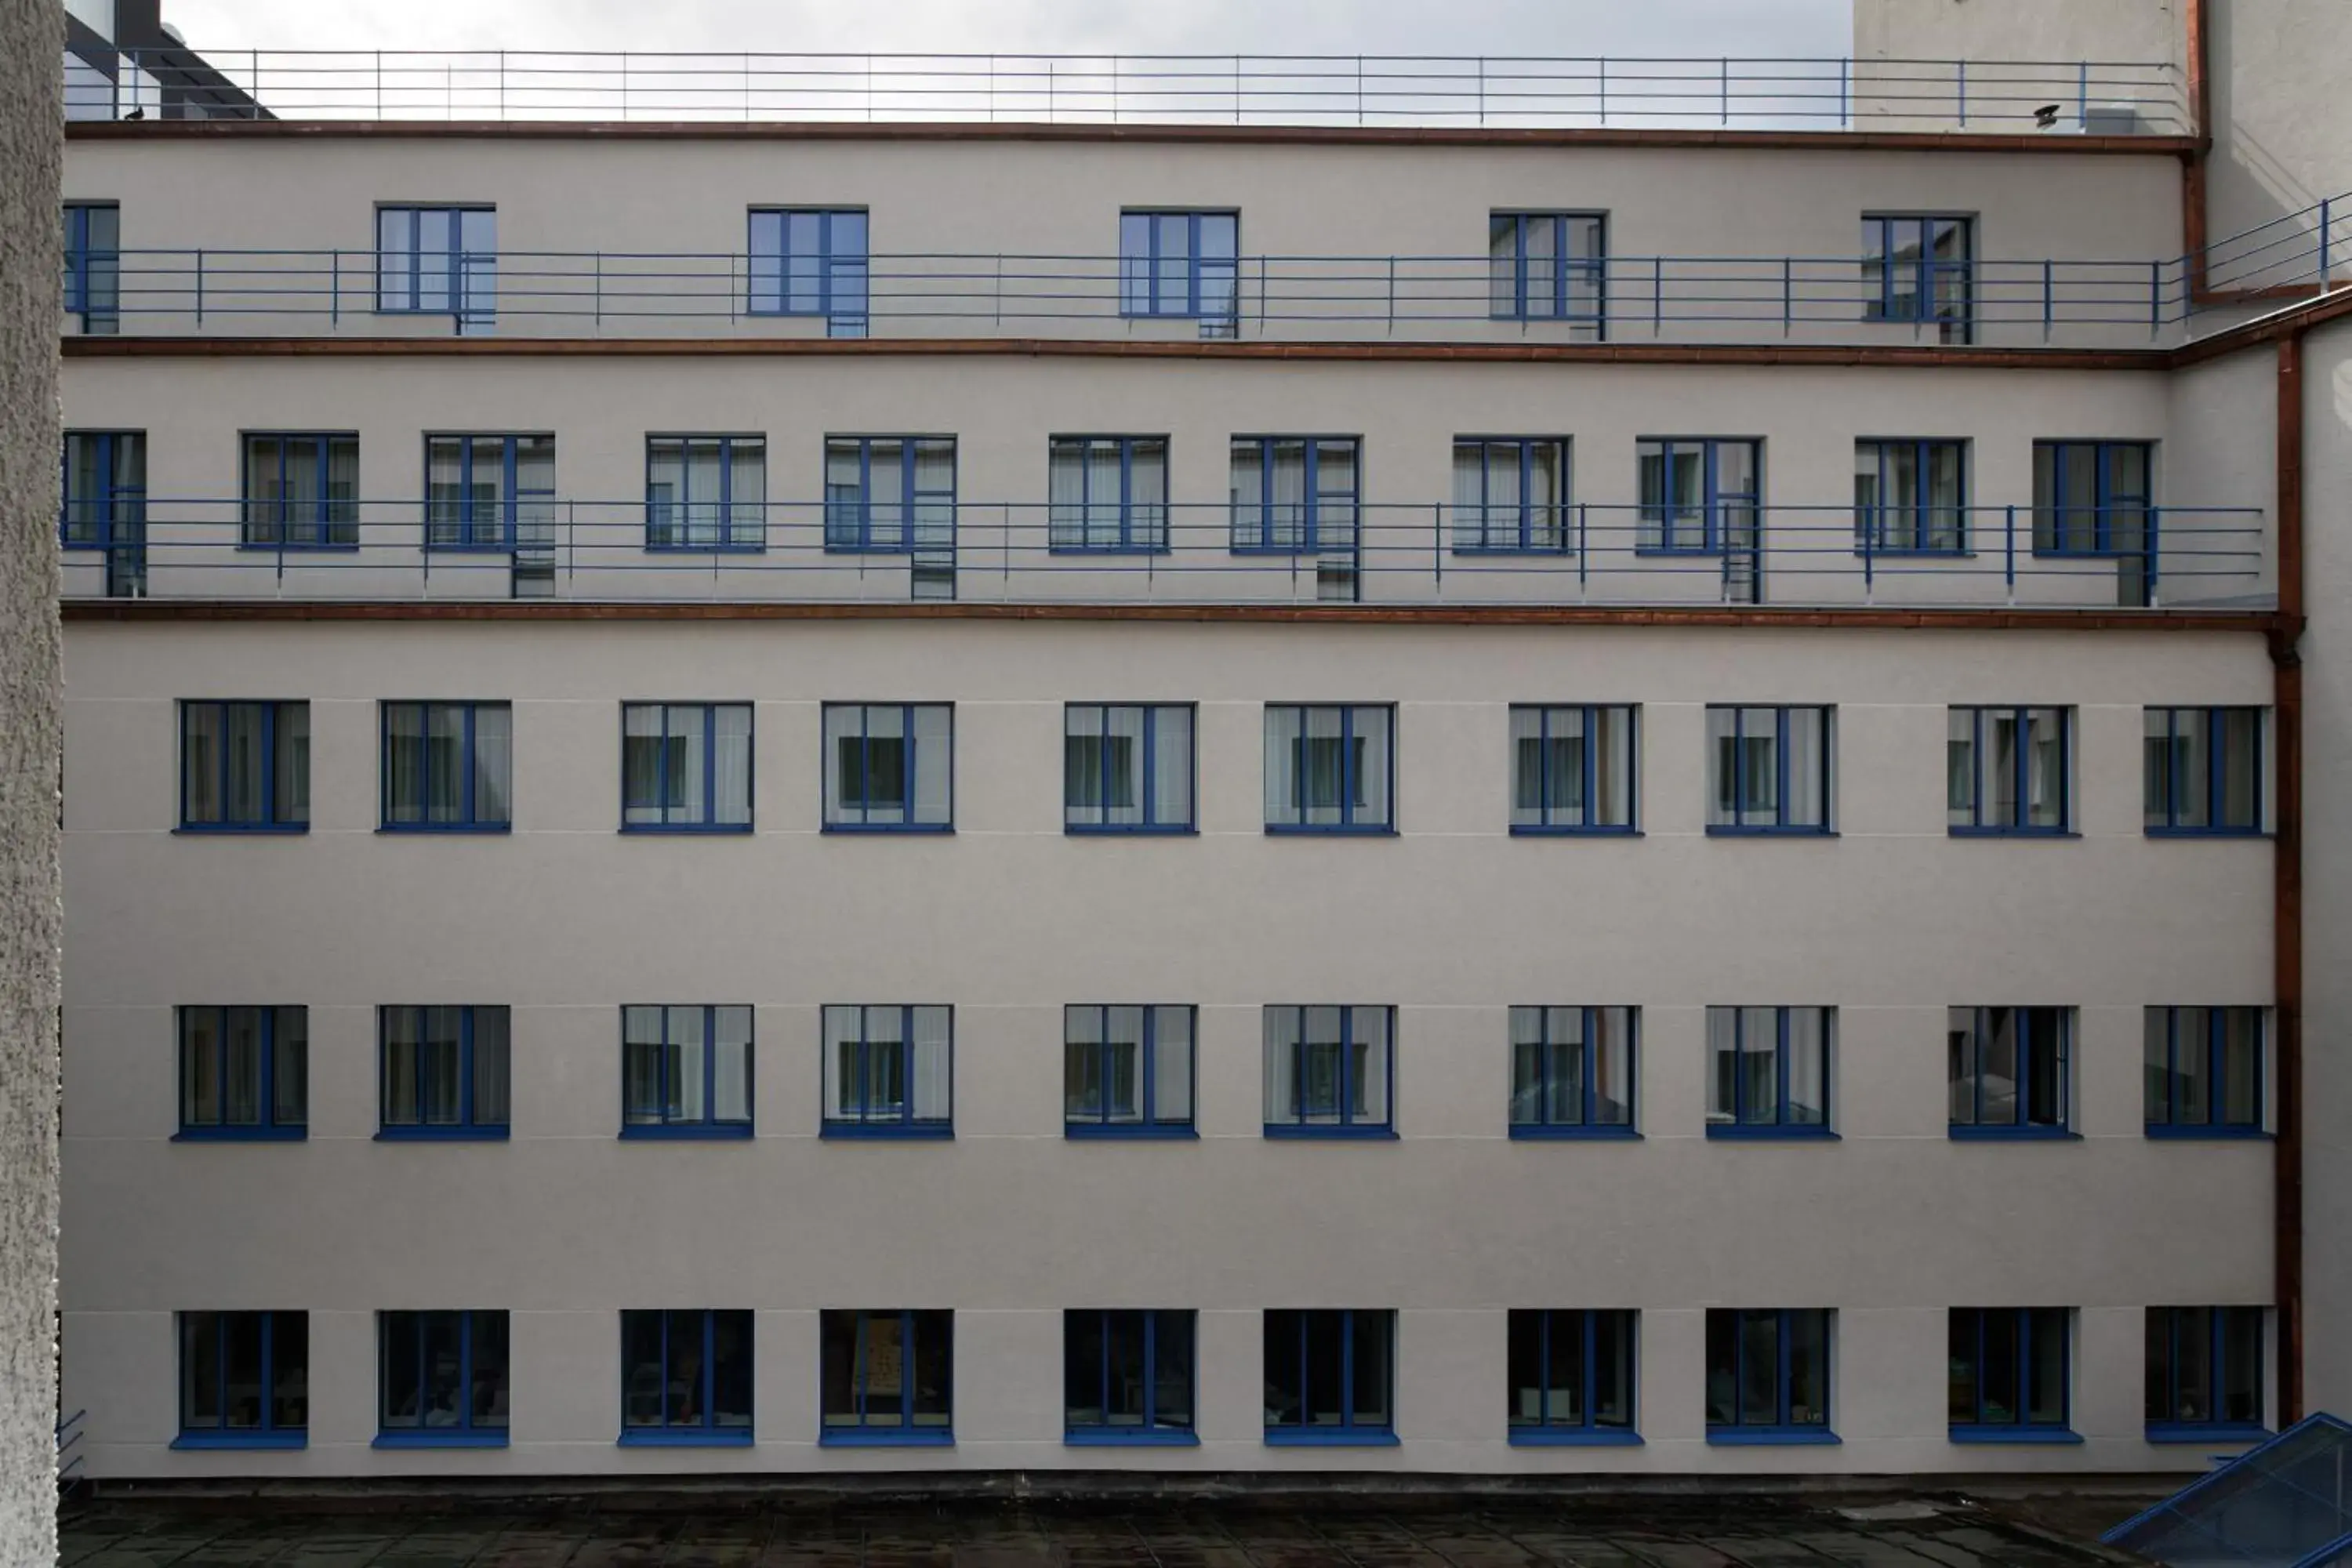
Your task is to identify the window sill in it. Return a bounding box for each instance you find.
[1947,827,2078,840]
[2146,1422,2269,1445]
[376,1127,510,1142]
[821,823,956,836]
[172,1127,307,1143]
[1854,547,1976,560]
[1509,1427,1644,1447]
[1706,1428,1840,1446]
[1705,1125,1838,1142]
[1510,824,1642,838]
[1263,1124,1399,1142]
[1947,1125,2081,1142]
[172,824,310,837]
[1510,1124,1641,1142]
[1047,545,1174,558]
[233,543,361,554]
[643,543,767,555]
[420,543,520,557]
[1632,546,1726,559]
[1229,545,1343,559]
[1065,1428,1200,1447]
[1264,825,1399,838]
[1450,545,1575,559]
[172,1431,307,1450]
[619,1428,754,1448]
[1264,1428,1399,1447]
[819,1428,954,1448]
[2145,828,2269,840]
[374,1429,510,1449]
[821,1123,955,1142]
[821,544,916,558]
[1065,824,1199,837]
[376,824,513,836]
[1065,1123,1199,1142]
[2029,547,2143,561]
[619,824,754,836]
[1948,1427,2083,1446]
[1704,826,1838,838]
[621,1123,753,1142]
[2145,1124,2271,1141]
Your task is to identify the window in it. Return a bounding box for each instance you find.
[1049,436,1169,553]
[1065,703,1193,833]
[822,1309,953,1444]
[1949,1007,2072,1137]
[1265,704,1393,833]
[2145,707,2263,834]
[1454,437,1570,554]
[2146,1307,2265,1439]
[177,1311,307,1448]
[379,1005,510,1139]
[63,201,119,333]
[1863,215,1972,343]
[1508,1309,1638,1443]
[1511,705,1635,833]
[180,700,308,831]
[241,433,358,549]
[1119,210,1237,328]
[747,208,868,336]
[1638,438,1759,555]
[822,1004,952,1137]
[1706,706,1832,833]
[646,436,765,551]
[426,434,555,551]
[622,702,751,830]
[378,1310,509,1447]
[2146,1007,2265,1136]
[376,205,495,328]
[176,1007,306,1140]
[1065,1005,1195,1138]
[1705,1007,1832,1137]
[822,703,952,831]
[1705,1308,1835,1442]
[2034,441,2152,557]
[823,436,955,554]
[381,701,511,830]
[1509,1007,1635,1138]
[1065,1310,1196,1444]
[1263,1005,1395,1138]
[622,1006,753,1138]
[1949,1308,2072,1441]
[620,1309,752,1444]
[60,430,143,551]
[1488,212,1605,329]
[1263,1309,1394,1444]
[1230,437,1359,555]
[1948,706,2068,834]
[1855,439,1966,554]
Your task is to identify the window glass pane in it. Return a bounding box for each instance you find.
[1980,1007,2020,1126]
[1949,1312,1978,1425]
[1102,1006,1143,1123]
[710,1312,752,1428]
[223,1313,263,1428]
[1543,1310,1583,1425]
[2024,1010,2067,1127]
[270,1313,308,1429]
[383,1008,420,1124]
[273,1007,307,1127]
[472,1008,510,1126]
[1948,1007,1979,1125]
[1980,1309,2020,1425]
[1264,707,1302,827]
[670,1004,708,1123]
[622,706,664,824]
[1704,1007,1737,1123]
[1350,1312,1391,1428]
[473,706,512,826]
[713,1007,752,1123]
[1738,1311,1779,1425]
[824,1007,858,1120]
[712,705,752,826]
[2219,710,2261,829]
[2027,708,2067,829]
[1784,707,1827,827]
[2221,1010,2262,1127]
[1706,707,1737,826]
[381,1312,422,1428]
[183,704,223,824]
[1592,1311,1634,1428]
[222,1007,263,1125]
[1063,1008,1102,1121]
[622,1007,663,1123]
[2179,1005,2212,1124]
[621,1311,664,1428]
[2144,1009,2175,1125]
[1738,1006,1779,1124]
[2027,1309,2068,1426]
[423,1007,462,1123]
[2172,1307,2213,1422]
[1354,1007,1390,1125]
[1786,1009,1829,1125]
[182,1010,220,1126]
[274,703,310,824]
[1353,707,1392,828]
[223,704,266,824]
[911,1006,952,1121]
[1102,705,1144,826]
[1787,1311,1828,1427]
[2220,1309,2262,1424]
[1263,1008,1299,1126]
[1704,1311,1737,1426]
[1540,1006,1582,1124]
[1152,1007,1193,1123]
[1592,1008,1633,1125]
[911,706,952,826]
[471,1313,509,1429]
[1151,706,1192,828]
[2176,710,2212,829]
[911,1312,953,1427]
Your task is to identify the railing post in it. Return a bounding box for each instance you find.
[2077,60,2088,130]
[499,49,506,118]
[2150,260,2161,338]
[1720,56,1729,125]
[194,247,203,327]
[1838,56,1849,127]
[2147,506,2161,608]
[2322,197,2334,285]
[1234,55,1243,125]
[375,50,382,118]
[2005,503,2017,599]
[594,252,602,329]
[330,249,339,327]
[1956,59,1966,126]
[1861,509,1875,597]
[2043,259,2053,339]
[1577,503,1588,592]
[1477,56,1485,126]
[1112,54,1120,125]
[1432,504,1443,592]
[1386,255,1395,332]
[1783,256,1791,336]
[1653,256,1663,336]
[1598,56,1606,125]
[1356,55,1364,126]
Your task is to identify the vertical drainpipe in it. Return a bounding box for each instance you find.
[2183,0,2212,301]
[2273,328,2305,1425]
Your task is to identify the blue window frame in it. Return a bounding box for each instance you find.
[376,205,495,329]
[822,1004,952,1138]
[1065,1005,1195,1138]
[241,432,358,549]
[381,701,511,831]
[1488,212,1605,330]
[60,430,143,553]
[1509,1309,1639,1444]
[646,435,766,552]
[1638,438,1759,556]
[1948,706,2068,835]
[823,435,955,553]
[748,208,868,336]
[63,201,119,334]
[1265,704,1393,833]
[1706,1006,1833,1138]
[2147,1306,2266,1441]
[1264,1309,1395,1445]
[1065,1309,1196,1444]
[426,434,554,553]
[1863,215,1973,344]
[822,702,952,831]
[175,1310,307,1449]
[1707,705,1832,833]
[1453,437,1570,554]
[622,1005,753,1139]
[822,1309,953,1445]
[1511,704,1635,833]
[377,1310,509,1448]
[177,1006,306,1141]
[1705,1308,1835,1443]
[1065,703,1193,833]
[1855,438,1967,554]
[2146,706,2263,835]
[1951,1308,2075,1443]
[2034,440,2152,557]
[379,1005,510,1140]
[2147,1007,2265,1138]
[1230,437,1359,555]
[1263,1005,1395,1139]
[1120,210,1238,330]
[622,702,752,831]
[1049,436,1169,554]
[1948,1007,2073,1138]
[620,1308,753,1444]
[1509,1007,1635,1138]
[180,700,308,832]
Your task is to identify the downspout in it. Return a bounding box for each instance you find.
[2183,0,2212,299]
[2273,329,2304,1425]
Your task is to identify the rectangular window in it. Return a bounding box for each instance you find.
[2034,441,2153,557]
[377,1310,509,1446]
[1638,438,1760,556]
[180,700,309,831]
[622,1005,753,1138]
[2145,707,2263,834]
[1263,1005,1395,1138]
[1265,704,1393,833]
[1230,437,1360,556]
[1510,705,1635,833]
[1453,437,1570,554]
[620,1308,753,1443]
[60,430,143,552]
[1705,1007,1833,1137]
[2146,1307,2266,1438]
[1508,1309,1638,1443]
[622,702,752,831]
[647,435,765,551]
[1706,706,1832,833]
[1049,436,1170,553]
[822,703,952,831]
[1065,1309,1196,1444]
[1950,1308,2072,1440]
[426,434,555,552]
[1064,703,1193,833]
[176,1006,306,1140]
[2146,1007,2265,1136]
[1509,1007,1635,1138]
[1947,706,2068,834]
[176,1311,307,1449]
[1862,215,1973,343]
[823,435,956,556]
[241,433,358,549]
[821,1309,953,1443]
[1855,438,1967,554]
[1488,212,1605,330]
[747,208,868,336]
[1947,1007,2072,1137]
[379,1005,510,1139]
[822,1004,952,1137]
[1120,210,1238,330]
[63,201,119,333]
[1705,1308,1834,1441]
[1263,1309,1394,1443]
[376,205,495,328]
[1065,1005,1195,1138]
[381,701,511,830]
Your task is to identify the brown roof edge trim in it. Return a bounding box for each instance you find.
[2173,288,2352,366]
